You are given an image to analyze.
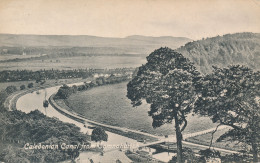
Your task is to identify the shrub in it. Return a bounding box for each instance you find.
[20,85,26,90]
[28,83,34,88]
[55,84,72,99]
[5,85,17,94]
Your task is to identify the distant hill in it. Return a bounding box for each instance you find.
[0,34,191,54]
[176,32,260,74]
[1,33,259,73]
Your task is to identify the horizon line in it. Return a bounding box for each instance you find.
[0,32,258,41]
[0,33,192,39]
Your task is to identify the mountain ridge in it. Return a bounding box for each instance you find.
[0,34,191,48]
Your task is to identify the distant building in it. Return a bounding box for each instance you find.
[22,51,26,55]
[2,49,8,54]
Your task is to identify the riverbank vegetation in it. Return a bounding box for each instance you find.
[0,108,91,162]
[0,85,18,109]
[0,67,134,82]
[54,74,131,100]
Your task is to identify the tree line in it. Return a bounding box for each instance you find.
[0,68,134,82]
[0,82,35,111]
[55,74,130,100]
[0,85,18,109]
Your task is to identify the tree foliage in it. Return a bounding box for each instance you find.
[27,82,34,88]
[177,32,260,74]
[194,65,260,162]
[5,85,17,94]
[20,84,26,90]
[169,147,199,163]
[91,127,108,142]
[0,109,90,162]
[127,47,200,162]
[0,68,133,82]
[0,86,17,110]
[55,84,73,99]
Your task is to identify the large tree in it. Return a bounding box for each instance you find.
[194,65,259,162]
[127,47,200,163]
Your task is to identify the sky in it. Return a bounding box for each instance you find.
[0,0,259,40]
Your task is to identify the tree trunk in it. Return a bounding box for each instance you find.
[251,136,258,162]
[174,112,183,163]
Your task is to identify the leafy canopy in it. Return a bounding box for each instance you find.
[194,65,259,151]
[127,47,200,128]
[91,127,108,142]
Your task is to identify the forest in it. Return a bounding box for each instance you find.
[177,32,260,74]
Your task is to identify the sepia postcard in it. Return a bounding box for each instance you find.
[0,0,259,162]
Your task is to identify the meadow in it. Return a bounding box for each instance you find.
[66,82,217,136]
[0,56,147,71]
[186,127,247,151]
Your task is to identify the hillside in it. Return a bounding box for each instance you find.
[176,32,260,74]
[0,34,191,55]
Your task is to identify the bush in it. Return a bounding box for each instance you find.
[27,83,34,88]
[91,127,108,142]
[5,85,17,94]
[72,85,78,93]
[169,147,199,163]
[20,85,26,90]
[221,153,252,163]
[55,84,72,99]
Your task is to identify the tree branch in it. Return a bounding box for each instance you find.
[219,119,241,130]
[176,96,198,133]
[179,111,187,133]
[209,124,222,149]
[183,95,199,112]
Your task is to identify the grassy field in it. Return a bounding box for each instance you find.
[0,56,147,70]
[186,127,248,151]
[65,82,217,136]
